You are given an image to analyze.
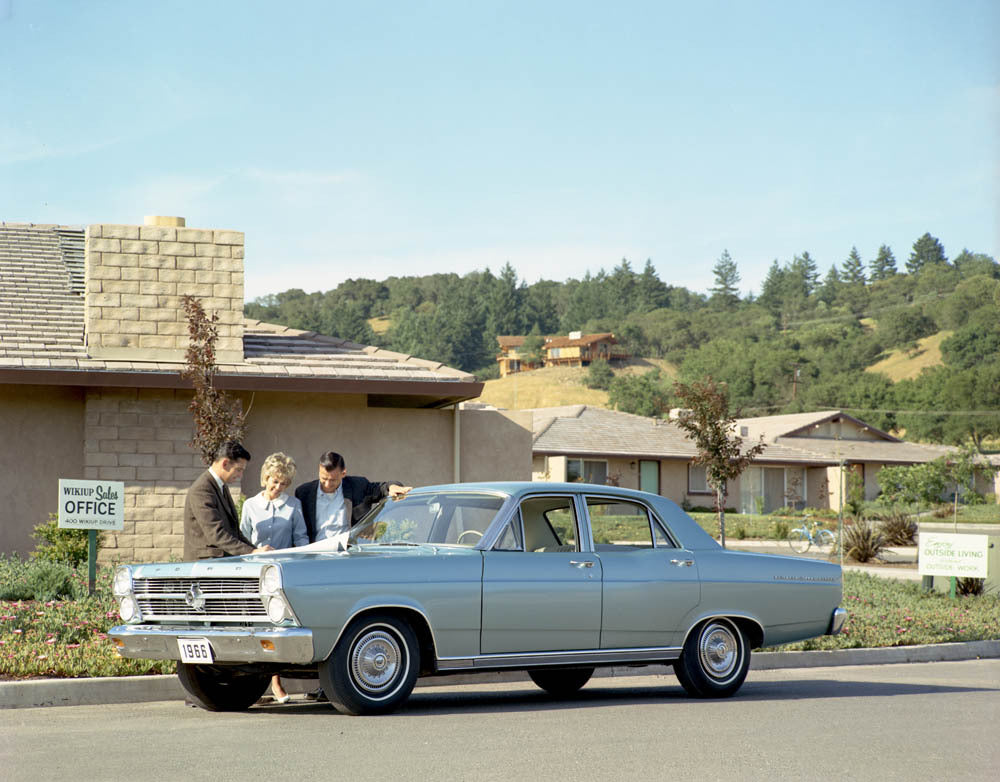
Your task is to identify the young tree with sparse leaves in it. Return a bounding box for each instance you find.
[672,377,766,548]
[181,295,248,465]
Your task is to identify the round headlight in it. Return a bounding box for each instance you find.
[266,595,288,623]
[113,566,133,596]
[260,565,282,595]
[119,595,138,622]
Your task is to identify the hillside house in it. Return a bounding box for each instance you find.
[497,332,629,377]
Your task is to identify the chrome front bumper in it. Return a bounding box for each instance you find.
[827,607,848,635]
[109,624,314,663]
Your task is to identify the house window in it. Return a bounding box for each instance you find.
[566,458,607,485]
[549,348,561,358]
[688,464,712,494]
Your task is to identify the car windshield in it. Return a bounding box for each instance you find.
[349,491,507,547]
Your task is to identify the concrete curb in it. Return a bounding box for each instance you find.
[3,640,998,709]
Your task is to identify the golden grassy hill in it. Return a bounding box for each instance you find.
[479,359,677,410]
[866,331,951,382]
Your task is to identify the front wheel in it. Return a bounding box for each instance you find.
[787,529,810,553]
[177,663,271,711]
[320,613,420,716]
[673,618,750,698]
[528,667,595,697]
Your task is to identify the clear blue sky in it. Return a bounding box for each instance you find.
[2,0,996,302]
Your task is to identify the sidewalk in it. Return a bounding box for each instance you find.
[726,539,922,581]
[3,640,998,709]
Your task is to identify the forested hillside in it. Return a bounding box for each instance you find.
[245,233,1000,448]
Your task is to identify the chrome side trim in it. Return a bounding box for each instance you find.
[828,607,848,635]
[436,645,682,671]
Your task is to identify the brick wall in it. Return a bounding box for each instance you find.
[85,388,201,563]
[84,223,244,363]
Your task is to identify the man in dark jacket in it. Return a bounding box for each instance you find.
[183,441,273,560]
[294,451,410,543]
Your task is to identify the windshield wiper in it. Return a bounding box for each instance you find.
[368,541,425,547]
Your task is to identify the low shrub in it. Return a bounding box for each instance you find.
[957,578,986,597]
[732,524,748,540]
[772,520,790,539]
[877,511,918,546]
[31,515,96,567]
[844,518,887,563]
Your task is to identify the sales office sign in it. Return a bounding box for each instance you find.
[58,479,125,531]
[918,532,989,579]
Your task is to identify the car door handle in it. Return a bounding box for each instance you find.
[569,560,594,568]
[670,559,694,567]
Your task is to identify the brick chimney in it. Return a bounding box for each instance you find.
[84,216,244,363]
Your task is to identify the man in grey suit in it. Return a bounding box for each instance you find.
[183,441,273,560]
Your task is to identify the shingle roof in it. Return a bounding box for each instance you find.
[530,405,956,466]
[735,410,898,442]
[0,223,479,401]
[531,406,699,458]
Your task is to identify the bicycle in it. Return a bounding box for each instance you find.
[786,516,837,554]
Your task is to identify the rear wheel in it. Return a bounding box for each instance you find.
[815,529,836,551]
[320,613,420,716]
[787,529,810,553]
[528,667,595,697]
[673,618,750,699]
[177,663,271,711]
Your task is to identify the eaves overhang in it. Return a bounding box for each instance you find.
[0,368,483,409]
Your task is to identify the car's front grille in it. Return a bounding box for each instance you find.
[133,577,267,621]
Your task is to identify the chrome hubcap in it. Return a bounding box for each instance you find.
[698,622,739,680]
[351,629,402,693]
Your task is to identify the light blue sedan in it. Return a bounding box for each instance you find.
[110,482,846,714]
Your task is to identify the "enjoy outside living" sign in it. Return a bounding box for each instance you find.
[918,532,989,579]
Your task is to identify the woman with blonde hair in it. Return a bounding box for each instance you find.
[239,451,308,703]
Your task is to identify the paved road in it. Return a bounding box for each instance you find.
[3,659,998,781]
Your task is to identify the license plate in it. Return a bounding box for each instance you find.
[178,637,214,664]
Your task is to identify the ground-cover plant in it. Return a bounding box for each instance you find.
[767,570,1000,652]
[0,557,174,679]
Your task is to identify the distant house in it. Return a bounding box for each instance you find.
[0,218,531,561]
[529,406,995,512]
[496,332,629,377]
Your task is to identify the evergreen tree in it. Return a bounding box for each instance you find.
[486,262,526,337]
[608,259,638,319]
[907,232,947,275]
[757,260,786,314]
[709,249,741,308]
[635,258,669,312]
[817,265,842,305]
[842,246,866,285]
[869,244,897,281]
[790,251,820,295]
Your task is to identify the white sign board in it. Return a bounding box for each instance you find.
[918,532,989,579]
[58,479,125,530]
